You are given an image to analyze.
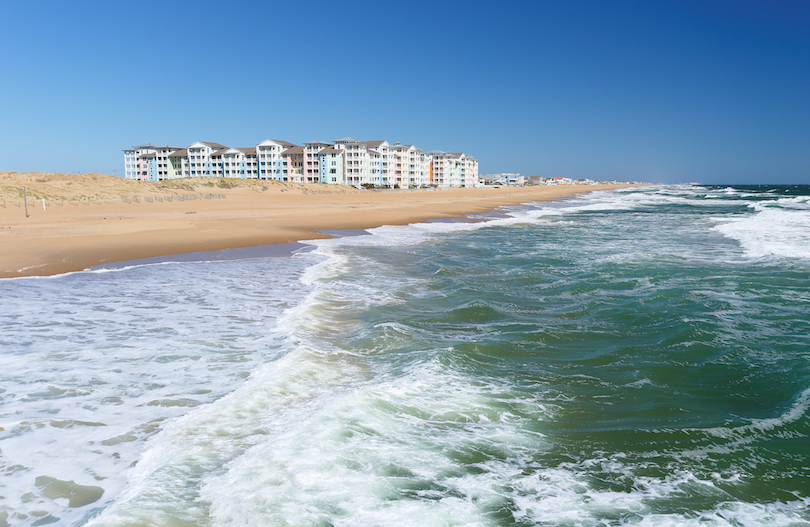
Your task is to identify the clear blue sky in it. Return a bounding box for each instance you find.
[1,0,807,184]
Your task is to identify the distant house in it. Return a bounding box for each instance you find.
[479,173,524,186]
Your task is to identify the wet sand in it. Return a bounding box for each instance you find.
[0,173,640,278]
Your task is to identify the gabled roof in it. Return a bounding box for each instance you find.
[169,149,188,157]
[318,146,343,154]
[214,148,254,156]
[304,140,332,146]
[256,139,293,149]
[282,146,305,155]
[365,140,388,147]
[239,147,257,155]
[334,137,364,143]
[188,141,227,150]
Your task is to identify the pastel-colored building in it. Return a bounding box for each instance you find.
[366,141,393,187]
[303,141,331,183]
[391,142,429,188]
[282,146,305,183]
[318,146,345,184]
[212,147,258,179]
[186,142,227,177]
[123,137,478,188]
[123,144,183,181]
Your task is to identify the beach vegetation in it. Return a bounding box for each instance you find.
[0,171,380,204]
[157,180,196,192]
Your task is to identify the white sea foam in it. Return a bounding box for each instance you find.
[512,465,810,526]
[714,197,810,260]
[198,357,553,526]
[4,184,809,526]
[297,188,655,255]
[0,256,310,524]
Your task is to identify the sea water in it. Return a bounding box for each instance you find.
[0,184,808,526]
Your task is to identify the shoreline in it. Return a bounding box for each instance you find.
[0,177,643,279]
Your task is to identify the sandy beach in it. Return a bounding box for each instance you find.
[0,172,639,278]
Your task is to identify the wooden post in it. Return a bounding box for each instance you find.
[23,186,29,217]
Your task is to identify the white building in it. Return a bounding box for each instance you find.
[256,139,295,181]
[333,137,370,187]
[124,137,478,188]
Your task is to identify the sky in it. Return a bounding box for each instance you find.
[0,0,808,184]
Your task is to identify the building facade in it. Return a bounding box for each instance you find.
[123,144,183,181]
[124,137,478,188]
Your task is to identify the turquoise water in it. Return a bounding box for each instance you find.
[0,184,808,525]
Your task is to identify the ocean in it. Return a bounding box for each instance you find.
[0,184,808,526]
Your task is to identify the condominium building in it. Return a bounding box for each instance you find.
[256,139,295,180]
[303,141,331,183]
[427,151,479,188]
[123,144,183,180]
[318,146,345,184]
[391,142,429,188]
[123,137,477,188]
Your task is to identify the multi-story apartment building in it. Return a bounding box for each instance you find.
[256,139,294,180]
[123,137,477,188]
[391,142,429,188]
[169,149,189,177]
[318,146,345,184]
[333,137,369,187]
[426,151,480,188]
[282,146,305,183]
[212,147,258,179]
[366,141,393,187]
[460,153,480,187]
[303,141,331,183]
[123,144,183,181]
[184,142,228,178]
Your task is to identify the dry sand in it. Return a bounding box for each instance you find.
[0,172,641,278]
